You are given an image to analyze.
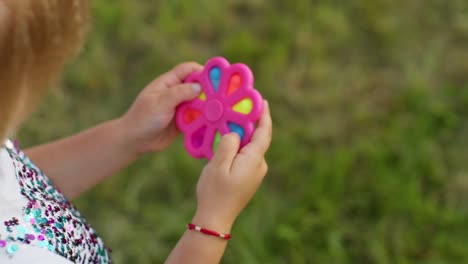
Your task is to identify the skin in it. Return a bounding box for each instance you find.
[167,101,271,264]
[25,62,204,198]
[24,62,273,263]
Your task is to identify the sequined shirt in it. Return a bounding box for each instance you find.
[0,140,112,263]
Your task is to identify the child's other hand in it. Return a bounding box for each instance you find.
[122,62,203,154]
[192,101,272,232]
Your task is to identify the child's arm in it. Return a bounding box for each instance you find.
[25,62,203,199]
[166,101,272,264]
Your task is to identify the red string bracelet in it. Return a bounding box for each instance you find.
[187,223,231,240]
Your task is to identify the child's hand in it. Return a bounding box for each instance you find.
[122,62,203,154]
[192,101,272,232]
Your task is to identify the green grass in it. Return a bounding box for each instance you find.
[18,0,468,263]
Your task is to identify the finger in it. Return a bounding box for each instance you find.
[210,133,240,170]
[171,62,204,81]
[157,62,204,88]
[260,159,269,175]
[167,120,180,136]
[170,120,182,135]
[247,100,272,155]
[161,82,202,108]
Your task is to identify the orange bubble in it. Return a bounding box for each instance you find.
[227,74,242,96]
[183,109,201,124]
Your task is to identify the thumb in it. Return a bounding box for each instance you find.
[162,83,201,108]
[210,133,240,170]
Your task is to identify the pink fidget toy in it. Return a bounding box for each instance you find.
[176,56,264,160]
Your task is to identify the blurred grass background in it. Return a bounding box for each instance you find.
[17,0,468,263]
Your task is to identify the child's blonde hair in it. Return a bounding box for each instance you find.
[0,0,88,140]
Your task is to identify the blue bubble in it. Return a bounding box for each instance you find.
[210,67,221,92]
[228,123,245,140]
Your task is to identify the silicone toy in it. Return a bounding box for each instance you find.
[176,57,263,160]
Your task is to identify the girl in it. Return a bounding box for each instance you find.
[0,1,272,263]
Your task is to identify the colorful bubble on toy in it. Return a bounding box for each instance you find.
[176,57,264,160]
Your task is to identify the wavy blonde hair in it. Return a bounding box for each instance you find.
[0,0,88,140]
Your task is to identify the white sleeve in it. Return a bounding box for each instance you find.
[0,244,73,264]
[0,148,73,264]
[0,147,22,203]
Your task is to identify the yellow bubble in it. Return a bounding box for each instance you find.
[199,92,206,101]
[232,98,253,114]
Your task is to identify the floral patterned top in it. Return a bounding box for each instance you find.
[0,140,112,264]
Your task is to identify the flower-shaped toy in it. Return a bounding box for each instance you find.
[176,57,264,160]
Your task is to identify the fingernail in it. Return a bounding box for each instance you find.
[192,83,201,93]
